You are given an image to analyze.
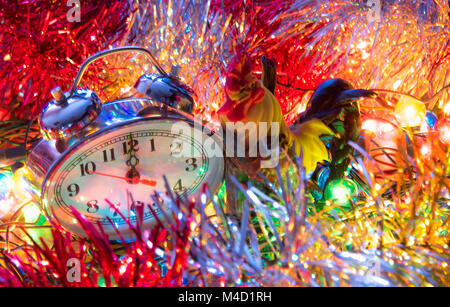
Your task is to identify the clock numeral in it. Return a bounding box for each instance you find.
[130,201,144,216]
[103,148,115,162]
[67,183,80,197]
[86,200,99,213]
[110,201,143,217]
[112,208,119,217]
[185,158,197,172]
[148,202,161,217]
[170,141,183,156]
[80,161,96,176]
[109,202,120,217]
[150,138,156,152]
[173,179,184,192]
[123,139,139,154]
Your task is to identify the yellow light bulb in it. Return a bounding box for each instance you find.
[444,103,450,116]
[23,203,41,222]
[12,167,36,201]
[394,96,426,127]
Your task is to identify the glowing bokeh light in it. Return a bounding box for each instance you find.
[324,179,359,205]
[394,97,427,127]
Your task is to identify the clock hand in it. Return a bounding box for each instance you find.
[86,170,157,186]
[126,133,140,167]
[125,133,141,180]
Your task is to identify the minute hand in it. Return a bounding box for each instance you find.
[125,134,140,180]
[126,134,140,168]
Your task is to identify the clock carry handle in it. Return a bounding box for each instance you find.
[68,46,168,97]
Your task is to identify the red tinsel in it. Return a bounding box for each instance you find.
[0,0,131,120]
[0,200,197,287]
[209,0,331,114]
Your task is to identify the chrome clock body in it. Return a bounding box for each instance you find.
[25,47,225,240]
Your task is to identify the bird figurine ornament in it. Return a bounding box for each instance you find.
[218,47,376,206]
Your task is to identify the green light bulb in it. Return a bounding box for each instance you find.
[324,179,358,205]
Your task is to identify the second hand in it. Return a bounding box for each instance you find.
[87,170,157,186]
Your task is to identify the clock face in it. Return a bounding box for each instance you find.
[42,118,224,240]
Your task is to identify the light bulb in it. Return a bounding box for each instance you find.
[23,203,41,222]
[12,167,36,201]
[324,179,358,205]
[394,96,427,127]
[0,172,15,219]
[436,118,450,145]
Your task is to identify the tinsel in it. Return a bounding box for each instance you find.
[109,0,449,122]
[0,0,449,286]
[0,150,448,286]
[0,0,131,119]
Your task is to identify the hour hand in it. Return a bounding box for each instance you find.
[126,155,140,168]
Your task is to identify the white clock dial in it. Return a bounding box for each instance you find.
[42,118,224,240]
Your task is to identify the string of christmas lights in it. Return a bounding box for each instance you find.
[0,0,448,287]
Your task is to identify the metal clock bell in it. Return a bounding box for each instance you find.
[26,46,224,240]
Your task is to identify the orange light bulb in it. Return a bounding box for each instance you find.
[436,118,450,146]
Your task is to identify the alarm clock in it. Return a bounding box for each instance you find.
[25,46,224,240]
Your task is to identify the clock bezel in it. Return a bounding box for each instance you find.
[41,101,225,239]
